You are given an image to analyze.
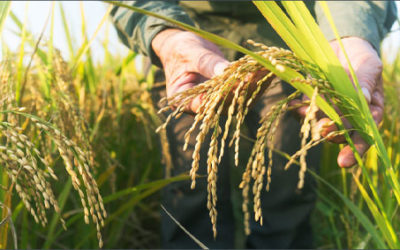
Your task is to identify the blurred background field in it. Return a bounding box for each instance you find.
[1,2,129,62]
[0,1,399,249]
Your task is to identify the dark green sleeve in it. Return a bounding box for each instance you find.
[110,1,195,67]
[315,1,397,52]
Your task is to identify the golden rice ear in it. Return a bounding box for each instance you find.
[156,42,332,237]
[0,57,106,248]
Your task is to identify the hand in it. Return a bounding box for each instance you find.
[296,37,383,168]
[152,29,229,113]
[331,37,383,168]
[152,29,269,114]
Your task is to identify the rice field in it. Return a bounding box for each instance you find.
[0,1,399,249]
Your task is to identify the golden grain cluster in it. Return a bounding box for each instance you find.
[0,53,106,247]
[158,40,347,237]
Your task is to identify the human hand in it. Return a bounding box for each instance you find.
[332,37,383,167]
[295,37,383,168]
[152,29,269,114]
[152,29,229,113]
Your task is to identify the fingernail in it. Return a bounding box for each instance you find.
[213,61,228,76]
[361,87,371,103]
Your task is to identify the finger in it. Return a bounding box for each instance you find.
[166,72,199,98]
[340,55,379,105]
[289,94,310,118]
[297,105,309,118]
[370,104,383,126]
[166,72,207,114]
[214,61,229,76]
[344,66,373,104]
[361,87,371,104]
[192,50,229,79]
[244,69,269,95]
[357,76,373,104]
[356,61,383,104]
[314,117,346,144]
[371,83,384,110]
[300,93,329,120]
[330,102,352,131]
[337,132,370,168]
[288,99,307,119]
[370,81,384,125]
[189,93,204,114]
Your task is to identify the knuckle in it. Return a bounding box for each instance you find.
[358,76,377,91]
[375,60,383,73]
[194,51,216,71]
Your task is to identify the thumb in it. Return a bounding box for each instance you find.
[193,50,229,79]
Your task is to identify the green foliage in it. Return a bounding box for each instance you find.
[0,3,186,248]
[106,1,400,248]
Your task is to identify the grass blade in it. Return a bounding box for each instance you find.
[352,173,399,248]
[0,2,11,36]
[43,179,73,249]
[161,205,208,249]
[309,169,387,249]
[72,5,113,70]
[58,2,75,59]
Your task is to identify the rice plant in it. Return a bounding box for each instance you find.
[156,41,348,237]
[0,1,398,249]
[0,47,111,247]
[0,3,183,249]
[108,1,400,248]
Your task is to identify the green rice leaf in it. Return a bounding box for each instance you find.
[353,174,399,248]
[309,169,387,249]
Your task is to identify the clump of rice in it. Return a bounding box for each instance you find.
[158,40,346,237]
